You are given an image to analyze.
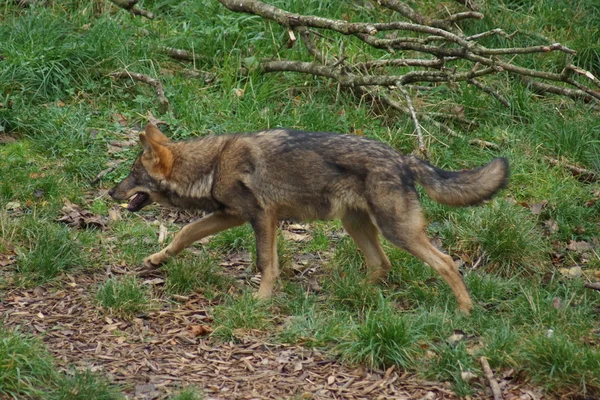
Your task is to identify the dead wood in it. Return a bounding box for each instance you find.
[215,0,599,154]
[480,357,503,400]
[109,70,169,113]
[546,157,599,183]
[584,283,600,292]
[108,0,154,19]
[161,46,200,62]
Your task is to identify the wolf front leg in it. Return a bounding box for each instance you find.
[251,212,279,299]
[143,212,245,266]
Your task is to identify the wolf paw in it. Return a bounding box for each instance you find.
[143,251,167,267]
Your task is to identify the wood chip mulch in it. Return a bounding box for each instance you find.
[1,271,545,400]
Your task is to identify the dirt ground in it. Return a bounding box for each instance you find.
[1,264,549,400]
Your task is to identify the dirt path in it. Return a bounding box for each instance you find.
[1,270,546,400]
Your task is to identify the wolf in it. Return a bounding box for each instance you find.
[109,124,509,314]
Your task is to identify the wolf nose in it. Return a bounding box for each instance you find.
[108,188,116,198]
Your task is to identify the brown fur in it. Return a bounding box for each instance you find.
[109,124,510,313]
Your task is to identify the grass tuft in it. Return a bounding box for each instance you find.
[164,254,233,299]
[96,276,149,316]
[53,370,123,400]
[0,327,56,398]
[211,292,272,341]
[441,200,548,275]
[337,305,421,370]
[16,220,84,284]
[520,334,600,394]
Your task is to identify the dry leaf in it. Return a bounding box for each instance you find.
[158,223,168,243]
[567,240,593,252]
[188,324,212,337]
[57,199,107,229]
[282,230,310,242]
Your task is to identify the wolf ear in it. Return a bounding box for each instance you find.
[144,123,170,144]
[139,132,173,178]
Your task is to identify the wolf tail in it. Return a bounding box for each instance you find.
[407,156,509,206]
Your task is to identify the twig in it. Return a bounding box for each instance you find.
[467,28,518,41]
[468,78,510,108]
[584,283,600,292]
[521,77,600,105]
[108,0,154,19]
[368,87,499,149]
[160,47,200,62]
[109,70,170,113]
[453,0,480,12]
[480,357,503,400]
[396,83,427,158]
[546,157,599,182]
[92,160,124,185]
[262,60,497,86]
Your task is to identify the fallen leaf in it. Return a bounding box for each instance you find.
[57,199,107,229]
[158,223,168,243]
[6,201,21,211]
[188,324,212,337]
[529,200,548,215]
[0,255,16,268]
[567,240,593,252]
[147,111,168,127]
[461,370,477,383]
[447,330,465,345]
[282,230,310,242]
[558,266,583,278]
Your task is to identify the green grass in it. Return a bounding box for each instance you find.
[168,387,204,400]
[164,254,233,300]
[16,219,85,285]
[1,0,599,398]
[211,292,273,341]
[0,327,122,399]
[337,304,422,370]
[96,276,150,316]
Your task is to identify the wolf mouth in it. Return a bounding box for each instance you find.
[128,192,150,212]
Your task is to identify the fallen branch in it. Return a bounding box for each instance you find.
[216,0,598,155]
[480,357,503,400]
[546,157,599,183]
[370,87,499,149]
[468,78,510,108]
[161,46,200,62]
[397,83,427,158]
[109,70,170,113]
[584,283,600,292]
[108,0,154,19]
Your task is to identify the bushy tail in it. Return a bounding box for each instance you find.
[407,156,509,206]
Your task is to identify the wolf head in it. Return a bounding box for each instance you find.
[108,124,174,212]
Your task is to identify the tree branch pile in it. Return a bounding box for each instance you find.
[216,0,600,153]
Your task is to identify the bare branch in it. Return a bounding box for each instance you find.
[397,83,427,158]
[216,0,376,34]
[109,70,169,113]
[356,58,451,71]
[546,157,599,183]
[109,0,154,19]
[261,60,497,86]
[584,283,600,292]
[161,47,200,62]
[467,28,518,41]
[480,357,503,400]
[521,77,600,105]
[468,78,510,108]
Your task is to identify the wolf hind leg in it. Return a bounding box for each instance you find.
[250,211,279,300]
[144,212,244,266]
[369,187,473,314]
[341,209,391,282]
